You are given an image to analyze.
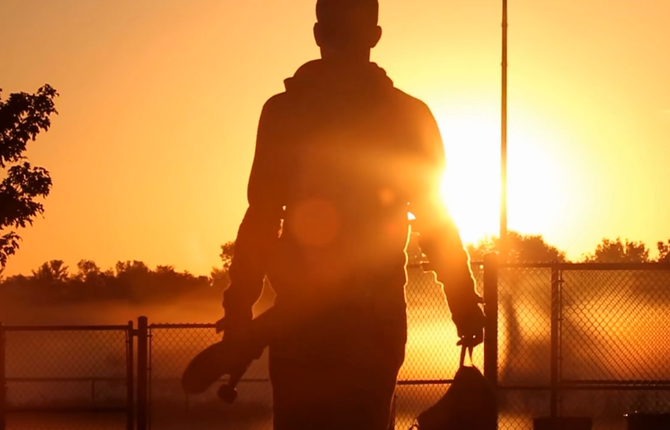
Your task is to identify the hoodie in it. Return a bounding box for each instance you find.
[223,59,479,332]
[283,59,394,97]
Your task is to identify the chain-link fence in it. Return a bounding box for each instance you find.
[0,324,134,430]
[143,261,670,430]
[497,262,670,430]
[393,263,486,429]
[497,264,554,430]
[142,263,487,430]
[2,261,669,430]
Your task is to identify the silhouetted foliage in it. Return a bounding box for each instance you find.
[74,259,103,282]
[581,238,651,263]
[0,258,214,307]
[1,232,668,311]
[0,84,58,268]
[657,240,670,263]
[32,259,69,283]
[210,241,235,291]
[220,241,235,270]
[466,231,567,263]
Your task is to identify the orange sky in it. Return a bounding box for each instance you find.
[1,0,669,276]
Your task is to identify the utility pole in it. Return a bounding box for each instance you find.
[499,0,508,261]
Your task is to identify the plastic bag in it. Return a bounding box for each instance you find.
[412,346,497,430]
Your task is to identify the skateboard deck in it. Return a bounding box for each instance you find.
[180,305,283,402]
[181,340,232,395]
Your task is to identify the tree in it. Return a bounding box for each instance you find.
[29,259,71,302]
[76,259,101,279]
[657,240,670,263]
[0,84,59,268]
[211,241,235,289]
[466,236,497,262]
[31,260,70,283]
[582,238,650,263]
[219,241,235,270]
[466,231,567,263]
[155,265,176,275]
[115,260,151,276]
[72,259,107,292]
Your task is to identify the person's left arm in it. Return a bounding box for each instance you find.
[222,95,287,328]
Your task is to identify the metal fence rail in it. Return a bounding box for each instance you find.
[2,259,670,430]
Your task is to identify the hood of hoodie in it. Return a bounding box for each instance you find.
[283,59,394,98]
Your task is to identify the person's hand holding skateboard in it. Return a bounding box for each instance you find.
[215,316,265,361]
[212,316,264,402]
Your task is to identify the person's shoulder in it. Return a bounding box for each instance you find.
[386,87,442,148]
[255,92,295,128]
[389,87,435,119]
[261,92,290,113]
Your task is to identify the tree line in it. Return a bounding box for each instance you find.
[1,232,668,307]
[464,232,670,264]
[0,244,236,307]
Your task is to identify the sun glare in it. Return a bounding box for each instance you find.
[436,112,501,244]
[434,104,570,246]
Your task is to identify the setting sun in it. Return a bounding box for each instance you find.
[434,103,575,246]
[436,107,501,244]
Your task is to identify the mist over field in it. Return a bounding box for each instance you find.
[0,296,230,326]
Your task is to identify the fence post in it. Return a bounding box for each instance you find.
[0,323,5,430]
[137,316,148,430]
[126,321,135,430]
[550,264,561,419]
[483,253,499,389]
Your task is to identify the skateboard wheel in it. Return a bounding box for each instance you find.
[217,385,238,404]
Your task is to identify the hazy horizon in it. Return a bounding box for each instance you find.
[2,0,669,277]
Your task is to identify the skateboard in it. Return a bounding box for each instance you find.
[181,306,282,403]
[180,337,249,402]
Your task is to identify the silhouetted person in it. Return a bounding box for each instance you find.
[222,0,486,428]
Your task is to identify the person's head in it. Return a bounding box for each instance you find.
[313,0,382,63]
